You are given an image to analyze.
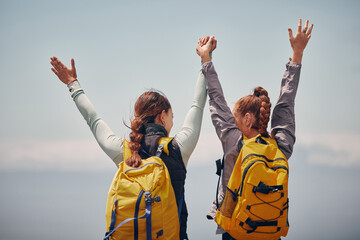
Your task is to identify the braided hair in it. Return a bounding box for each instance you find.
[127,91,171,167]
[234,86,271,138]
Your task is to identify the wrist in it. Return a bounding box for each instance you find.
[67,78,77,86]
[292,50,304,56]
[66,77,77,85]
[201,53,211,64]
[291,51,303,64]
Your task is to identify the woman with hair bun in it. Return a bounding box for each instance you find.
[50,37,215,240]
[196,19,313,239]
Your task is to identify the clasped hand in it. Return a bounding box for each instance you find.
[196,36,217,63]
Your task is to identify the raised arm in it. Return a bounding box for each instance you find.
[271,19,313,159]
[198,37,242,153]
[50,57,123,166]
[172,37,218,167]
[173,69,207,167]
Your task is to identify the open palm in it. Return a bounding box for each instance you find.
[288,19,313,54]
[50,57,77,85]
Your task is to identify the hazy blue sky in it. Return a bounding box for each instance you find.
[0,0,359,239]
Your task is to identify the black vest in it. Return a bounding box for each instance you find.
[140,123,188,240]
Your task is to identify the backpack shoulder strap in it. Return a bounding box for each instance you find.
[243,134,273,145]
[123,137,173,160]
[123,140,132,161]
[215,157,224,209]
[157,137,173,156]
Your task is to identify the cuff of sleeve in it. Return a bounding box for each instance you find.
[287,60,302,68]
[67,80,84,99]
[68,80,81,92]
[201,61,213,71]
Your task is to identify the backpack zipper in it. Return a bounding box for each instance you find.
[242,153,286,163]
[125,162,163,174]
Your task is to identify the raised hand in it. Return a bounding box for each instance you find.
[288,19,313,63]
[196,36,217,63]
[50,57,77,85]
[198,36,217,52]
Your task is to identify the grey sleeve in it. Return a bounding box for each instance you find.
[203,62,242,221]
[68,81,123,166]
[202,62,242,154]
[271,61,301,160]
[174,69,207,167]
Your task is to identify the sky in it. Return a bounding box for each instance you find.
[0,0,360,239]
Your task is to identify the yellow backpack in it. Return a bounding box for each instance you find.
[104,137,180,240]
[215,134,289,240]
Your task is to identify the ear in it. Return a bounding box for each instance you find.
[244,113,252,127]
[244,113,257,130]
[154,110,166,125]
[160,110,166,122]
[155,110,166,124]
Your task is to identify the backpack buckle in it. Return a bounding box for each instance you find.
[145,192,152,204]
[155,144,164,157]
[253,181,283,194]
[145,192,161,204]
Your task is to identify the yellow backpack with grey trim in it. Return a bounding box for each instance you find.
[215,134,289,240]
[104,137,180,240]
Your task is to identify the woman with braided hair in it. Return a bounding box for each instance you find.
[232,86,272,139]
[196,19,313,239]
[49,36,216,240]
